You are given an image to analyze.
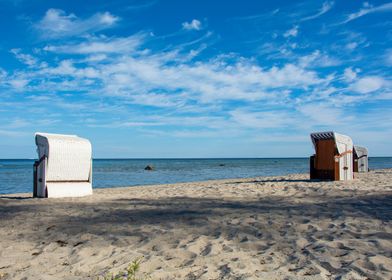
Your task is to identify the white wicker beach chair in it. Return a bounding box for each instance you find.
[353,145,369,173]
[33,133,93,198]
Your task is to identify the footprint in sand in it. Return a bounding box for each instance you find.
[55,240,68,247]
[200,243,212,256]
[222,244,233,252]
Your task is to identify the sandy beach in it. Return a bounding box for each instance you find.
[1,169,392,280]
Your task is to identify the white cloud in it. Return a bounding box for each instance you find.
[351,76,385,93]
[10,49,38,66]
[99,11,118,25]
[0,68,7,82]
[36,33,328,104]
[35,9,120,38]
[5,31,390,147]
[89,121,165,128]
[2,4,392,156]
[95,56,323,104]
[182,19,202,31]
[44,35,144,54]
[343,67,358,82]
[298,103,344,126]
[5,35,327,108]
[7,119,30,128]
[283,25,298,38]
[299,50,340,68]
[342,2,392,24]
[0,129,27,137]
[386,49,392,66]
[345,42,358,50]
[301,1,334,21]
[89,115,229,132]
[8,79,29,90]
[84,54,108,62]
[230,109,293,129]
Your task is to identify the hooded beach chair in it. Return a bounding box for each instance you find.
[33,133,93,198]
[310,131,353,181]
[353,145,369,173]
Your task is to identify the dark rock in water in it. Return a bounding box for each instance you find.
[219,164,225,167]
[144,165,154,171]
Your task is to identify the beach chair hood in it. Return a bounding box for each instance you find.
[310,131,353,154]
[353,145,368,158]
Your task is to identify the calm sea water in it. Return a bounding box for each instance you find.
[1,157,391,194]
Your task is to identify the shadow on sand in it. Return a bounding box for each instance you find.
[0,195,33,200]
[1,190,391,279]
[226,178,318,184]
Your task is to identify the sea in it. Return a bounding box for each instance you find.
[1,157,392,194]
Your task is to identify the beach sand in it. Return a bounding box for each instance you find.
[1,169,392,280]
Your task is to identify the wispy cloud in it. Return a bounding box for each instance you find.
[300,1,334,22]
[342,2,392,24]
[229,7,280,22]
[10,48,38,66]
[299,50,340,68]
[0,129,28,137]
[297,103,345,126]
[283,25,298,37]
[386,49,392,66]
[15,33,327,106]
[2,3,392,156]
[230,109,294,129]
[43,34,145,54]
[125,0,157,11]
[8,78,29,90]
[35,9,120,38]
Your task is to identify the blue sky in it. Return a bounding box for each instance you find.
[0,0,391,158]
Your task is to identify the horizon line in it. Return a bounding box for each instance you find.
[1,156,392,160]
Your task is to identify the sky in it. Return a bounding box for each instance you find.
[0,0,391,158]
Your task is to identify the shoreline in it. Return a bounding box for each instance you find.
[1,169,392,279]
[2,168,392,198]
[2,157,392,195]
[0,172,308,198]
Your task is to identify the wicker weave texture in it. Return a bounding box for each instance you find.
[35,133,92,181]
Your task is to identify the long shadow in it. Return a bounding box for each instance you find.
[1,192,392,279]
[0,195,33,200]
[1,193,391,227]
